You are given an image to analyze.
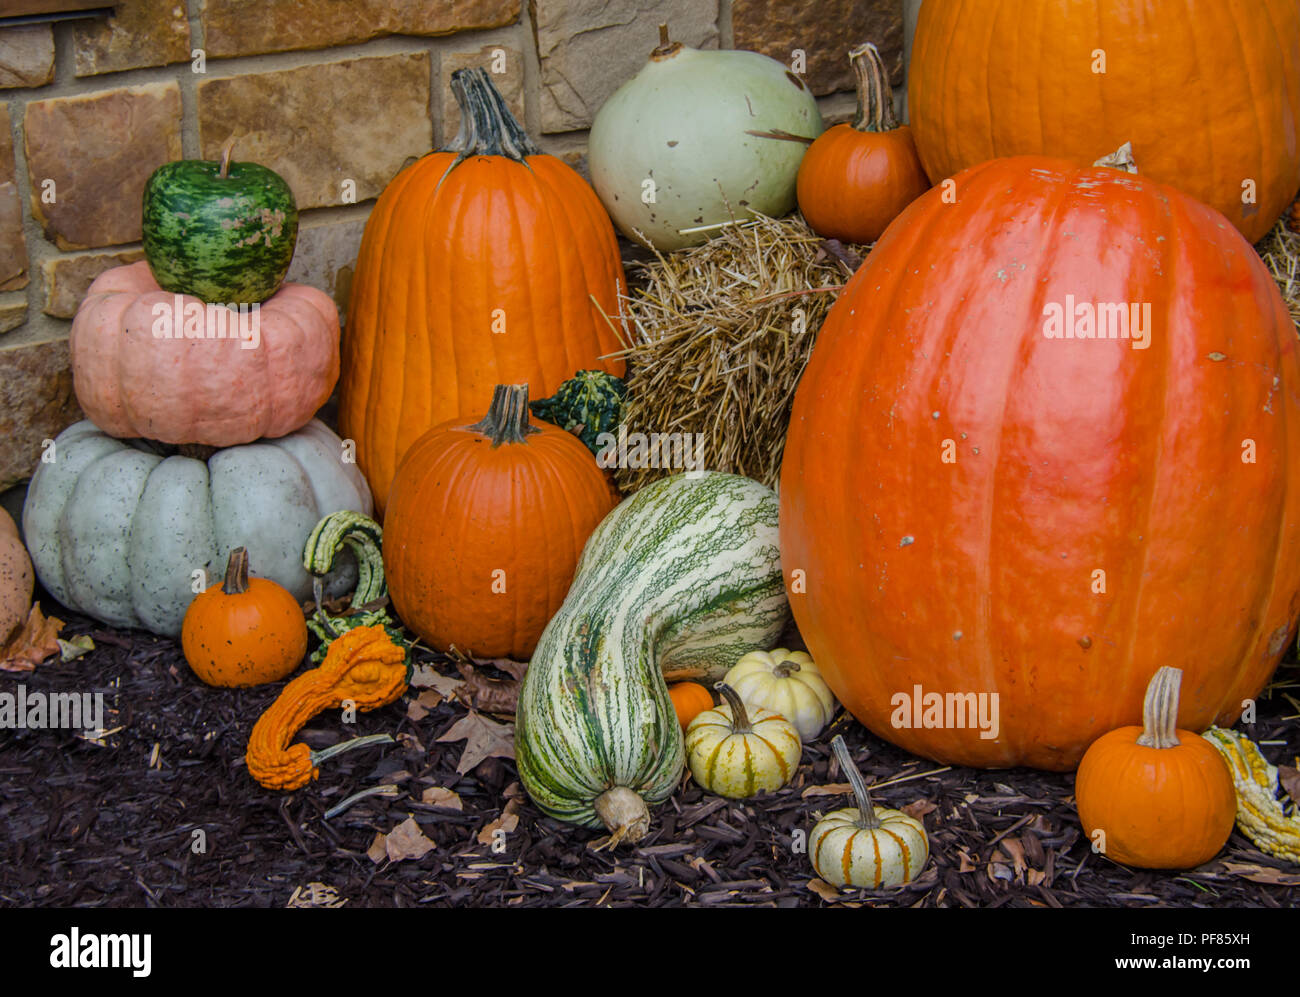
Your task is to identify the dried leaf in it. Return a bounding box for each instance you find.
[383,816,435,862]
[396,731,424,754]
[802,782,850,798]
[806,878,841,902]
[421,786,463,811]
[410,663,464,698]
[0,605,63,672]
[473,656,528,682]
[900,798,937,820]
[406,698,430,722]
[477,799,521,845]
[366,832,388,864]
[58,634,95,662]
[957,848,978,873]
[1221,861,1300,886]
[286,882,347,908]
[456,661,520,715]
[437,711,515,774]
[1278,764,1300,805]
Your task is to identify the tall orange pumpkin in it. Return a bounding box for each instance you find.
[383,383,617,660]
[908,0,1300,244]
[340,68,627,514]
[779,154,1300,771]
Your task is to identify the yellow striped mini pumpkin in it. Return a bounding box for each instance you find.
[685,683,801,799]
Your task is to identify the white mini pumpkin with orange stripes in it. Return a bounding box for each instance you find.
[811,735,929,889]
[685,684,801,799]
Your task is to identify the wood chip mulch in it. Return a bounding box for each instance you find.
[1,603,1297,908]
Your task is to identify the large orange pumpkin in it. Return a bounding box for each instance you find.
[779,154,1300,771]
[908,0,1300,244]
[383,383,617,660]
[340,68,627,514]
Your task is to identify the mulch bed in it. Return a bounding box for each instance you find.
[2,598,1297,908]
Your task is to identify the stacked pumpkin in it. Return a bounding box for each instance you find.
[23,142,371,661]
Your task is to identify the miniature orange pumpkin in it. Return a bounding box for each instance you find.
[181,546,308,687]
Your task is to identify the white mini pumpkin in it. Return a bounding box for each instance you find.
[810,735,929,889]
[724,648,836,741]
[685,683,801,799]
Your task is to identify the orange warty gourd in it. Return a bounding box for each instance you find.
[181,547,308,687]
[245,624,407,790]
[796,42,928,244]
[383,383,617,661]
[1075,667,1236,869]
[780,154,1300,771]
[907,0,1300,244]
[668,682,714,730]
[339,68,627,514]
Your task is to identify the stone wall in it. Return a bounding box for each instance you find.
[0,0,913,492]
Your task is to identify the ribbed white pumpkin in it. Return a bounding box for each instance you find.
[589,27,823,251]
[725,648,836,741]
[23,419,371,637]
[811,736,930,889]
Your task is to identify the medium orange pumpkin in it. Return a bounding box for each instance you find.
[383,383,617,660]
[908,0,1300,244]
[1075,667,1236,869]
[181,547,308,687]
[339,68,626,514]
[668,682,713,730]
[780,154,1300,771]
[796,42,928,244]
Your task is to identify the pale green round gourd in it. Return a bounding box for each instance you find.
[23,419,371,637]
[589,32,823,251]
[515,472,790,844]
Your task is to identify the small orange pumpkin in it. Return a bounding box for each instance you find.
[181,546,308,687]
[1075,666,1236,869]
[668,682,713,730]
[796,42,929,244]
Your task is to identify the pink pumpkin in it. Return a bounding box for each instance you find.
[70,261,339,446]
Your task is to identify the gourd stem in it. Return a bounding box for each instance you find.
[445,67,540,169]
[218,137,236,179]
[1093,141,1138,174]
[831,734,882,830]
[849,43,897,133]
[658,23,670,48]
[221,546,250,595]
[309,732,394,765]
[1136,666,1182,749]
[715,682,752,734]
[467,384,540,446]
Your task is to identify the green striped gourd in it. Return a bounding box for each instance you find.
[302,511,401,663]
[516,471,789,843]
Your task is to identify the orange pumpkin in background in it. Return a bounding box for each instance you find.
[907,0,1300,244]
[339,68,627,514]
[796,42,928,244]
[383,384,617,661]
[780,154,1300,771]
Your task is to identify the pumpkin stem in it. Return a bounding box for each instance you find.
[849,43,898,133]
[1135,666,1183,749]
[715,682,753,734]
[651,22,683,60]
[831,734,883,830]
[221,546,250,595]
[1093,141,1138,174]
[218,136,236,179]
[445,67,539,171]
[772,655,802,679]
[467,384,541,447]
[594,786,651,845]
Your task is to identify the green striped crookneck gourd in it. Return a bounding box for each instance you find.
[516,472,790,844]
